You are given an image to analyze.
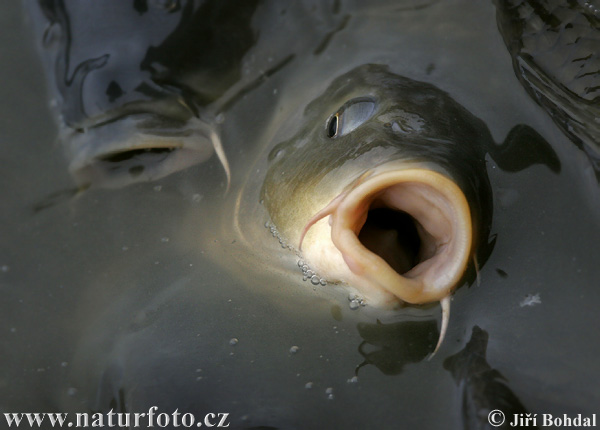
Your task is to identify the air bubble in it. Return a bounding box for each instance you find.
[161,237,170,243]
[347,376,358,384]
[305,382,313,389]
[310,275,320,285]
[349,300,360,310]
[298,260,305,267]
[215,113,225,124]
[289,346,300,354]
[1,265,9,272]
[325,387,334,400]
[229,338,238,346]
[320,278,327,286]
[67,387,77,397]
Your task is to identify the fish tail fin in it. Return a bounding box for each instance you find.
[209,128,231,193]
[429,295,451,360]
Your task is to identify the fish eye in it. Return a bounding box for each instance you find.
[326,98,376,139]
[327,114,339,138]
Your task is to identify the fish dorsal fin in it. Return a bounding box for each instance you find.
[490,124,561,173]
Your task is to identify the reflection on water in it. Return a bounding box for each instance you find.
[1,1,600,429]
[494,0,600,180]
[356,319,437,375]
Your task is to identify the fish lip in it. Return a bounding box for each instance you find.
[63,113,215,188]
[65,96,196,132]
[301,164,472,305]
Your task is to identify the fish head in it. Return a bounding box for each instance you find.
[262,64,493,308]
[29,0,260,188]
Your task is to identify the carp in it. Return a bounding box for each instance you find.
[261,64,559,352]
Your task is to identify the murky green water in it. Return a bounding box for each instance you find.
[1,1,599,429]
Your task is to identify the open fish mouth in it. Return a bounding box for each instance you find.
[298,165,472,354]
[300,166,472,306]
[64,112,225,189]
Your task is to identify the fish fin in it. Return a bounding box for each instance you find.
[429,295,451,360]
[209,128,231,193]
[491,124,561,173]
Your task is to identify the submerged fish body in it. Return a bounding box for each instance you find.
[29,0,344,188]
[260,64,559,350]
[493,0,600,179]
[27,0,265,187]
[444,326,533,430]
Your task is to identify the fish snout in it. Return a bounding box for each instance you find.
[301,167,472,306]
[66,113,219,189]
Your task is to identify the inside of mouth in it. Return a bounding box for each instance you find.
[98,147,176,164]
[72,145,206,188]
[95,147,178,179]
[353,182,455,281]
[358,208,423,274]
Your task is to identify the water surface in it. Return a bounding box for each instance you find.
[1,1,599,428]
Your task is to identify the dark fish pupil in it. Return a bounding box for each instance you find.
[328,114,339,138]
